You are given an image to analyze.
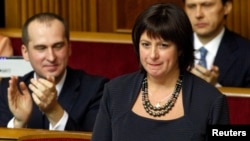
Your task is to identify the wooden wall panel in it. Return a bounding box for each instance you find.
[5,0,21,27]
[4,0,95,31]
[68,0,83,30]
[97,0,114,32]
[112,0,250,39]
[226,0,250,39]
[4,0,250,39]
[88,0,97,31]
[114,0,183,33]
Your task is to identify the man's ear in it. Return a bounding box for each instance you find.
[224,1,232,16]
[21,44,29,61]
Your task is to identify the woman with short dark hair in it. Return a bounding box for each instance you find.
[92,3,229,141]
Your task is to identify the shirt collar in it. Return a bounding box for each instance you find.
[194,27,225,53]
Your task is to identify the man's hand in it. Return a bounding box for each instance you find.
[7,76,33,128]
[29,76,64,127]
[191,64,219,85]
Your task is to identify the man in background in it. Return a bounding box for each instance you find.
[183,0,250,87]
[0,12,109,131]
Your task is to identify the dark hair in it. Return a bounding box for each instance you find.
[182,0,231,5]
[132,3,194,72]
[22,12,69,46]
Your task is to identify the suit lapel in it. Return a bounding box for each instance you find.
[214,29,239,81]
[57,68,80,113]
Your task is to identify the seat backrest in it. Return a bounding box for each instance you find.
[17,132,91,141]
[218,87,250,124]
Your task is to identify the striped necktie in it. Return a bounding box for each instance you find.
[198,47,207,68]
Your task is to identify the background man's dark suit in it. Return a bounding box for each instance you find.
[214,28,250,87]
[0,67,109,131]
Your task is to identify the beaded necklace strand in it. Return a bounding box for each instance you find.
[141,75,183,117]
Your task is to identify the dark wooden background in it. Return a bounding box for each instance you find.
[3,0,250,39]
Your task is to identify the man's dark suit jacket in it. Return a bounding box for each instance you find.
[212,28,250,87]
[0,67,109,131]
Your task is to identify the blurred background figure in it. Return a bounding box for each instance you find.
[183,0,250,87]
[0,34,13,56]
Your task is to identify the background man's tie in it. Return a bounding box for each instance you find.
[198,47,207,68]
